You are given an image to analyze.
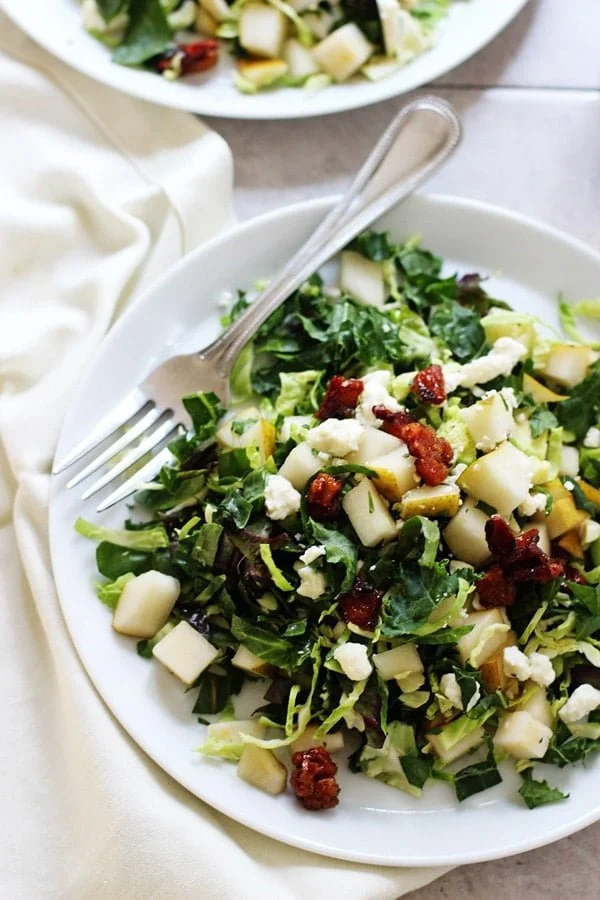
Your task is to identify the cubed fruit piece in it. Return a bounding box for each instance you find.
[369,448,416,501]
[479,634,518,694]
[375,0,402,56]
[521,688,553,729]
[301,9,335,40]
[493,710,553,759]
[199,0,230,21]
[237,58,288,88]
[522,373,569,404]
[579,479,600,507]
[278,442,322,490]
[443,499,491,568]
[195,6,218,35]
[342,478,397,547]
[207,719,266,743]
[361,56,401,81]
[461,393,515,452]
[428,723,485,765]
[457,441,534,516]
[399,484,460,519]
[290,724,344,754]
[231,644,273,677]
[346,426,403,465]
[545,496,588,540]
[557,528,585,559]
[239,3,287,58]
[339,250,385,307]
[216,407,276,460]
[373,643,423,680]
[283,38,321,80]
[541,344,596,389]
[278,414,315,443]
[535,522,551,555]
[456,608,512,667]
[546,477,572,503]
[313,24,374,83]
[237,745,287,795]
[152,622,219,686]
[559,445,580,478]
[112,570,180,638]
[483,317,535,352]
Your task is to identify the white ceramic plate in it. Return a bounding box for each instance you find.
[3,0,528,119]
[50,194,600,866]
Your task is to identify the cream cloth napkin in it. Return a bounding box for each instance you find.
[0,10,449,898]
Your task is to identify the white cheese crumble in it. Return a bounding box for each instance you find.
[444,337,527,392]
[518,492,547,518]
[503,646,556,686]
[356,370,401,427]
[299,545,326,565]
[307,418,363,456]
[559,684,600,724]
[296,566,327,599]
[264,474,301,521]
[217,290,234,309]
[584,426,600,449]
[564,480,575,492]
[559,445,580,479]
[440,673,481,712]
[581,519,600,548]
[333,643,373,681]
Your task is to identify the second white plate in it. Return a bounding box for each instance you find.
[50,194,600,865]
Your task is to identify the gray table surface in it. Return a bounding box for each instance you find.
[208,1,600,894]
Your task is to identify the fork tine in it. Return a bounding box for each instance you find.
[66,406,163,489]
[53,389,148,475]
[80,416,180,501]
[95,446,175,512]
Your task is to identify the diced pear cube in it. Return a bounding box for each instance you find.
[375,0,402,56]
[479,635,518,694]
[195,6,218,35]
[369,448,416,501]
[301,10,335,40]
[579,479,600,507]
[231,644,273,676]
[278,442,322,490]
[483,318,535,352]
[373,643,423,680]
[457,441,534,516]
[428,725,485,765]
[237,745,287,795]
[216,407,276,460]
[542,343,597,389]
[342,478,397,547]
[522,373,569,404]
[198,0,230,22]
[278,414,314,443]
[237,58,288,88]
[346,426,403,465]
[461,393,514,452]
[207,719,267,743]
[535,522,551,555]
[112,570,180,638]
[456,608,511,667]
[493,710,553,759]
[239,3,288,58]
[283,38,321,80]
[290,724,344,754]
[443,499,491,568]
[152,622,219,686]
[339,250,385,307]
[361,56,401,82]
[399,483,460,519]
[546,496,588,540]
[521,688,553,729]
[559,445,580,478]
[557,528,585,559]
[313,24,373,83]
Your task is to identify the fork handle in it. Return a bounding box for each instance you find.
[200,95,461,378]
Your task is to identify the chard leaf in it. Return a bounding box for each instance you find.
[112,0,172,65]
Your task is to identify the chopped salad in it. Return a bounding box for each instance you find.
[77,229,600,812]
[80,0,456,94]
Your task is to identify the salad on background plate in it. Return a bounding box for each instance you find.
[77,228,600,813]
[80,0,457,94]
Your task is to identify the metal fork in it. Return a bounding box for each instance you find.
[53,95,461,511]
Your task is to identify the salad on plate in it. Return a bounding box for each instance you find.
[80,0,457,94]
[77,228,600,813]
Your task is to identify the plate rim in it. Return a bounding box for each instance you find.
[50,193,600,866]
[2,0,530,120]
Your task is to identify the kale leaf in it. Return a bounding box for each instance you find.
[518,770,568,809]
[556,364,600,439]
[429,300,486,362]
[112,0,172,65]
[381,563,460,637]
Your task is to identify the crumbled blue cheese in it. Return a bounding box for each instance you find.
[559,684,600,724]
[528,653,556,688]
[439,672,481,712]
[296,566,327,599]
[503,646,556,686]
[264,474,301,520]
[444,337,527,391]
[333,643,373,681]
[299,545,326,565]
[584,426,600,449]
[356,370,401,426]
[307,418,363,456]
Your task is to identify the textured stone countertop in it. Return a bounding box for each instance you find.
[208,3,600,894]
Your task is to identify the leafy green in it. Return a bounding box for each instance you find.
[97,0,128,21]
[410,0,451,31]
[275,370,321,416]
[230,343,254,403]
[258,544,295,592]
[75,517,169,550]
[192,523,223,568]
[581,448,600,487]
[308,520,357,592]
[530,406,558,438]
[518,770,568,809]
[437,404,476,465]
[96,572,135,610]
[193,668,245,716]
[381,563,459,637]
[429,300,485,362]
[339,0,383,45]
[230,615,311,672]
[556,364,600,439]
[544,721,600,767]
[454,749,502,802]
[112,0,172,65]
[348,231,394,261]
[568,480,599,518]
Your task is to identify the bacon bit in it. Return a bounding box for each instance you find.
[153,40,219,76]
[478,516,565,608]
[316,376,364,420]
[412,364,447,406]
[338,581,383,630]
[306,473,344,522]
[373,405,453,486]
[290,747,340,811]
